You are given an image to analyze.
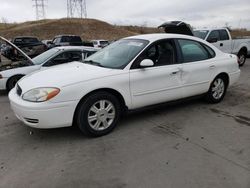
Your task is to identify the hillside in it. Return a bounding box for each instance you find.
[1,18,249,41]
[0,18,160,41]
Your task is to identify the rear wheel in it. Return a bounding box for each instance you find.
[206,76,227,103]
[6,75,23,91]
[237,50,247,66]
[76,91,121,137]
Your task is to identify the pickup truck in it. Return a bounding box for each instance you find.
[49,35,83,48]
[193,28,250,66]
[159,21,250,66]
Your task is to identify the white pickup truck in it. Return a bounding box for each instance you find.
[193,28,250,66]
[159,21,250,66]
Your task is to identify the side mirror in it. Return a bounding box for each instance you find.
[140,59,154,68]
[207,37,218,43]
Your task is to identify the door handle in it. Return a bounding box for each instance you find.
[171,69,181,75]
[220,43,223,47]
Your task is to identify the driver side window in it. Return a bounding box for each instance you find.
[207,30,220,41]
[132,40,176,69]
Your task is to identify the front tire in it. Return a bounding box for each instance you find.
[6,75,23,91]
[237,50,247,66]
[206,76,227,103]
[76,91,121,137]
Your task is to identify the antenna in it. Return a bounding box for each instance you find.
[67,0,87,18]
[32,0,47,20]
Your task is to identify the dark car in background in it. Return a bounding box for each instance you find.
[2,36,47,60]
[49,35,83,48]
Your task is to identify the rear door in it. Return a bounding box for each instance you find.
[129,39,183,108]
[176,39,216,97]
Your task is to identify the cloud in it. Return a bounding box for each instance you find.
[0,0,249,29]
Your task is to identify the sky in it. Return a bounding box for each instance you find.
[0,0,250,29]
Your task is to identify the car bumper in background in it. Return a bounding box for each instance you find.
[8,89,79,129]
[229,70,241,86]
[0,77,7,90]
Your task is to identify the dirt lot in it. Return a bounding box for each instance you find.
[0,60,250,188]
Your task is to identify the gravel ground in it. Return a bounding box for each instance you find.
[0,59,250,188]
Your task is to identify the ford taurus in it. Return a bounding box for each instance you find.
[9,34,240,136]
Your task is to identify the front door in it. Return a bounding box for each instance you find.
[129,39,183,109]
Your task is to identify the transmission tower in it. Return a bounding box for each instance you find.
[32,0,47,20]
[67,0,87,18]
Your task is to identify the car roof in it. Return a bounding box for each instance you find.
[54,46,100,51]
[125,33,206,43]
[91,40,108,42]
[54,35,80,38]
[14,36,38,39]
[194,28,228,31]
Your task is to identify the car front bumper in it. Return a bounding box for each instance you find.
[9,89,79,129]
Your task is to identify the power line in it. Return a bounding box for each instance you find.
[67,0,87,19]
[32,0,47,20]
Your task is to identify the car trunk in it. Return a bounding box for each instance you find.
[158,21,194,36]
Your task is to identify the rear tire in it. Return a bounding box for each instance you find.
[76,91,121,137]
[206,76,227,103]
[237,50,247,66]
[6,75,23,91]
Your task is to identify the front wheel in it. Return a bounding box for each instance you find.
[6,75,23,91]
[206,77,227,103]
[76,91,121,137]
[237,50,247,66]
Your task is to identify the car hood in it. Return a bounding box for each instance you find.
[18,62,115,92]
[0,36,33,63]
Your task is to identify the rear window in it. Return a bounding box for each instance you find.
[100,41,109,45]
[61,36,82,43]
[14,38,39,43]
[193,30,209,39]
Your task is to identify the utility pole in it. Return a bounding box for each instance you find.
[32,0,47,20]
[67,0,87,18]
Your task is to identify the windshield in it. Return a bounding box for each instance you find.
[84,39,149,69]
[193,30,209,39]
[32,48,60,65]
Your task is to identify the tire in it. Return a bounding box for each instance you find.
[237,50,247,67]
[6,75,23,91]
[76,91,121,137]
[206,76,227,103]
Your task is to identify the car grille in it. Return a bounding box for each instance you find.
[16,84,22,96]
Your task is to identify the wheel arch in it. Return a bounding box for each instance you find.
[214,72,229,88]
[72,88,128,125]
[6,74,25,90]
[238,46,247,55]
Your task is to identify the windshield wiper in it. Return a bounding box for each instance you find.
[84,60,104,67]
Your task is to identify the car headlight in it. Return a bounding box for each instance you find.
[22,87,60,102]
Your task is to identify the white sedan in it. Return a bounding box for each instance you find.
[0,36,99,91]
[9,34,240,137]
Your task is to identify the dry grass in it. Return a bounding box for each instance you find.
[0,18,249,41]
[0,18,139,41]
